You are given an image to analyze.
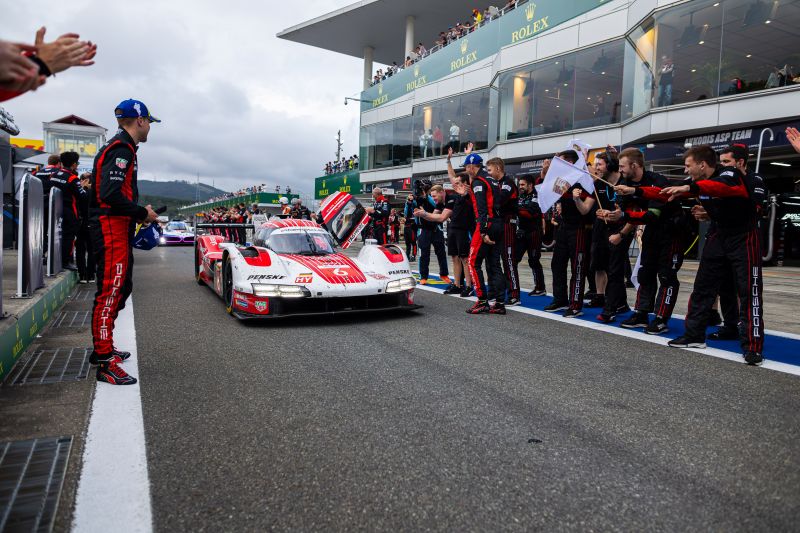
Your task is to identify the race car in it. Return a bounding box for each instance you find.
[194,215,420,319]
[159,220,195,246]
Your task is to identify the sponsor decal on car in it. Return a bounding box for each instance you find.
[388,269,410,275]
[235,298,249,308]
[247,274,286,280]
[365,272,389,280]
[295,273,313,284]
[254,300,268,313]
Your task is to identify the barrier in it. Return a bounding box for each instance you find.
[16,173,45,297]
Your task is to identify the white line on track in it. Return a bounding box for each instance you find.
[414,285,800,378]
[72,297,153,533]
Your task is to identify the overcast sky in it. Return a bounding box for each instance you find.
[4,0,366,198]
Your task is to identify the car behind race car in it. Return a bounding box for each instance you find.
[160,220,194,245]
[194,217,419,319]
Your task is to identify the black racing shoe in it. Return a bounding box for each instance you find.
[443,284,461,295]
[112,348,132,362]
[505,297,521,306]
[544,301,568,313]
[528,288,546,296]
[617,304,632,315]
[708,327,739,341]
[621,311,649,329]
[744,351,764,366]
[645,318,669,335]
[707,308,723,327]
[586,295,605,308]
[459,286,473,297]
[489,302,507,315]
[89,351,122,366]
[667,336,707,349]
[596,312,615,324]
[96,361,137,385]
[562,308,583,318]
[467,300,490,314]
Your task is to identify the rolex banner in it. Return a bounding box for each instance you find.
[535,156,595,213]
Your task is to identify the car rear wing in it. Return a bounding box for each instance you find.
[195,223,255,245]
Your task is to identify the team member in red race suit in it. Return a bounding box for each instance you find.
[88,99,160,385]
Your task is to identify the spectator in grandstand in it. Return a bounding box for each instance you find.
[0,27,97,101]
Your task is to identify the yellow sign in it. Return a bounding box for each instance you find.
[11,138,45,151]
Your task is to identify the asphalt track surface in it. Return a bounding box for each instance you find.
[134,246,800,532]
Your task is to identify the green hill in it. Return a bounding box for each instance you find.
[138,180,226,202]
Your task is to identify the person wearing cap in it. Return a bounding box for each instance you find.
[279,197,291,217]
[448,147,506,314]
[88,99,160,385]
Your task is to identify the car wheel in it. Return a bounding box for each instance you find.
[223,256,234,315]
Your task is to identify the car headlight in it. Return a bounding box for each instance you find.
[159,237,166,244]
[386,276,416,293]
[252,284,306,298]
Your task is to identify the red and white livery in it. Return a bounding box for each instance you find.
[194,217,420,319]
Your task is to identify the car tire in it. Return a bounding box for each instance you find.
[223,256,234,315]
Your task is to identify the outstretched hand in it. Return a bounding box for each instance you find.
[34,27,96,74]
[787,127,800,154]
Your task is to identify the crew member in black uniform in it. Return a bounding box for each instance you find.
[75,172,95,283]
[662,145,765,365]
[402,209,417,261]
[515,174,546,296]
[50,151,86,271]
[89,99,160,385]
[612,147,688,335]
[486,157,520,306]
[592,151,632,322]
[544,150,595,318]
[707,144,767,341]
[290,199,311,220]
[366,187,390,245]
[33,154,61,256]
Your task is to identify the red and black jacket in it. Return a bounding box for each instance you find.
[371,195,390,226]
[498,175,519,222]
[689,166,756,233]
[469,170,501,235]
[33,165,61,201]
[49,167,85,220]
[620,170,680,226]
[90,129,147,220]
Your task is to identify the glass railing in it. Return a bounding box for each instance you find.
[360,0,607,111]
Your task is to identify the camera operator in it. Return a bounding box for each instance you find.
[365,187,390,245]
[515,174,546,296]
[406,180,451,284]
[415,183,473,296]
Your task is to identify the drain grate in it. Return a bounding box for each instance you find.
[72,288,95,302]
[0,436,72,532]
[8,348,91,386]
[52,311,91,329]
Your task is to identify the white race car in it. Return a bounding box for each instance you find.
[194,195,419,319]
[160,220,195,246]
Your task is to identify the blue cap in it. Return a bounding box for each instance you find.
[114,99,161,123]
[462,153,483,166]
[132,223,163,250]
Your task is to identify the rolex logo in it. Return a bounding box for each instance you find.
[414,65,420,77]
[460,39,469,55]
[526,2,537,21]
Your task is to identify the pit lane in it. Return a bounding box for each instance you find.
[133,246,800,531]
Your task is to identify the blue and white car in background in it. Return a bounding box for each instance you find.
[159,220,195,246]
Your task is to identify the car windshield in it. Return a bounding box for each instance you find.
[266,231,335,255]
[167,222,188,231]
[328,199,366,243]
